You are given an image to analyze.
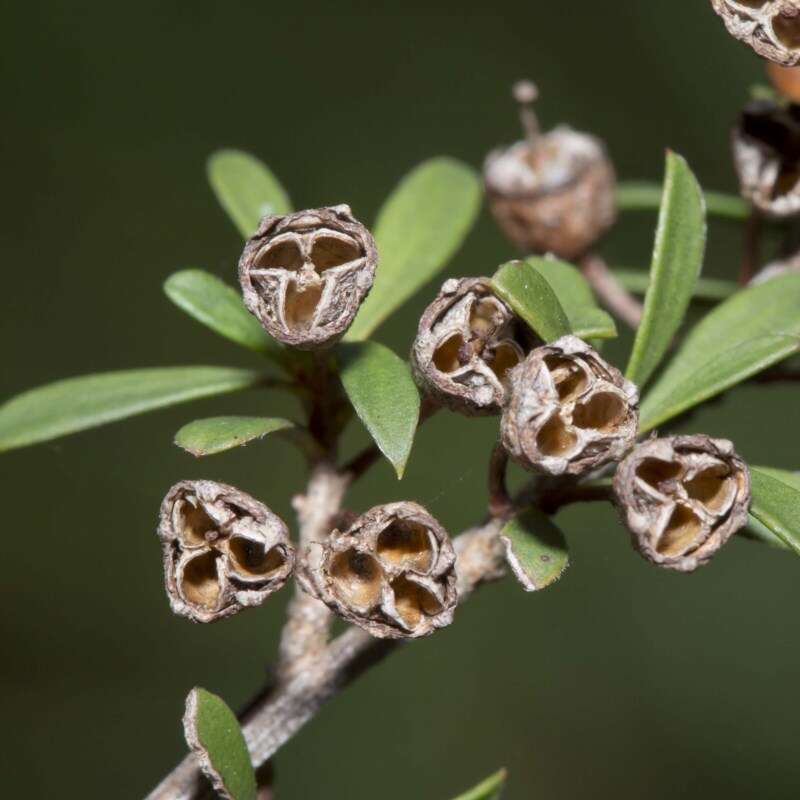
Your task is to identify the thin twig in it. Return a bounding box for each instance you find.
[277,461,349,684]
[580,253,643,329]
[739,208,762,286]
[487,442,512,518]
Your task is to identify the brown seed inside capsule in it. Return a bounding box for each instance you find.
[545,356,589,402]
[657,505,703,556]
[330,549,383,609]
[310,234,361,272]
[284,282,323,328]
[229,537,286,577]
[572,392,626,432]
[377,520,434,572]
[391,576,442,628]
[182,551,221,609]
[773,11,800,50]
[177,500,216,547]
[255,239,304,271]
[684,468,736,513]
[537,414,578,457]
[737,0,768,7]
[636,459,683,493]
[433,334,466,373]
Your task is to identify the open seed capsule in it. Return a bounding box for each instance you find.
[732,98,800,217]
[158,480,294,623]
[238,205,377,349]
[501,336,639,476]
[711,1,800,67]
[298,502,458,639]
[411,277,538,415]
[613,434,751,572]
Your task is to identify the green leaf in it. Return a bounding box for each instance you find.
[175,416,294,456]
[451,769,507,800]
[616,181,749,221]
[499,508,569,591]
[525,256,617,339]
[207,149,292,238]
[184,688,256,800]
[0,367,263,453]
[491,260,572,342]
[346,158,481,341]
[626,152,707,388]
[338,341,420,478]
[164,269,287,367]
[639,273,800,432]
[612,268,736,303]
[748,467,800,556]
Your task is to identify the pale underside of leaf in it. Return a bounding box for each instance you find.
[184,688,256,800]
[491,260,572,343]
[346,157,481,341]
[500,508,569,591]
[207,149,292,238]
[0,367,264,453]
[338,341,420,478]
[174,416,295,456]
[626,151,707,388]
[639,273,800,433]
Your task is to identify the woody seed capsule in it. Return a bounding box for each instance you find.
[238,205,378,349]
[158,480,294,623]
[297,502,457,639]
[711,1,800,67]
[732,98,800,216]
[501,336,639,476]
[411,277,539,416]
[613,435,751,572]
[484,81,616,259]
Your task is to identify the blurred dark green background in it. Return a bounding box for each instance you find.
[3,1,799,798]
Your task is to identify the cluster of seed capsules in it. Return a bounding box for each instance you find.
[157,83,751,640]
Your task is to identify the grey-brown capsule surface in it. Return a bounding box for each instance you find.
[298,502,457,639]
[501,336,639,476]
[712,1,800,67]
[613,435,751,572]
[732,98,800,216]
[411,277,538,416]
[484,127,616,259]
[158,480,294,623]
[238,205,377,349]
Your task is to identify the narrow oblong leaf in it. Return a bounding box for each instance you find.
[175,416,294,456]
[526,256,617,339]
[639,273,800,432]
[491,260,572,342]
[0,367,264,453]
[612,268,736,303]
[338,341,420,479]
[184,687,256,800]
[616,181,749,221]
[748,467,800,556]
[346,158,481,341]
[451,768,507,800]
[500,508,569,591]
[626,152,707,388]
[207,149,292,238]
[164,269,287,367]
